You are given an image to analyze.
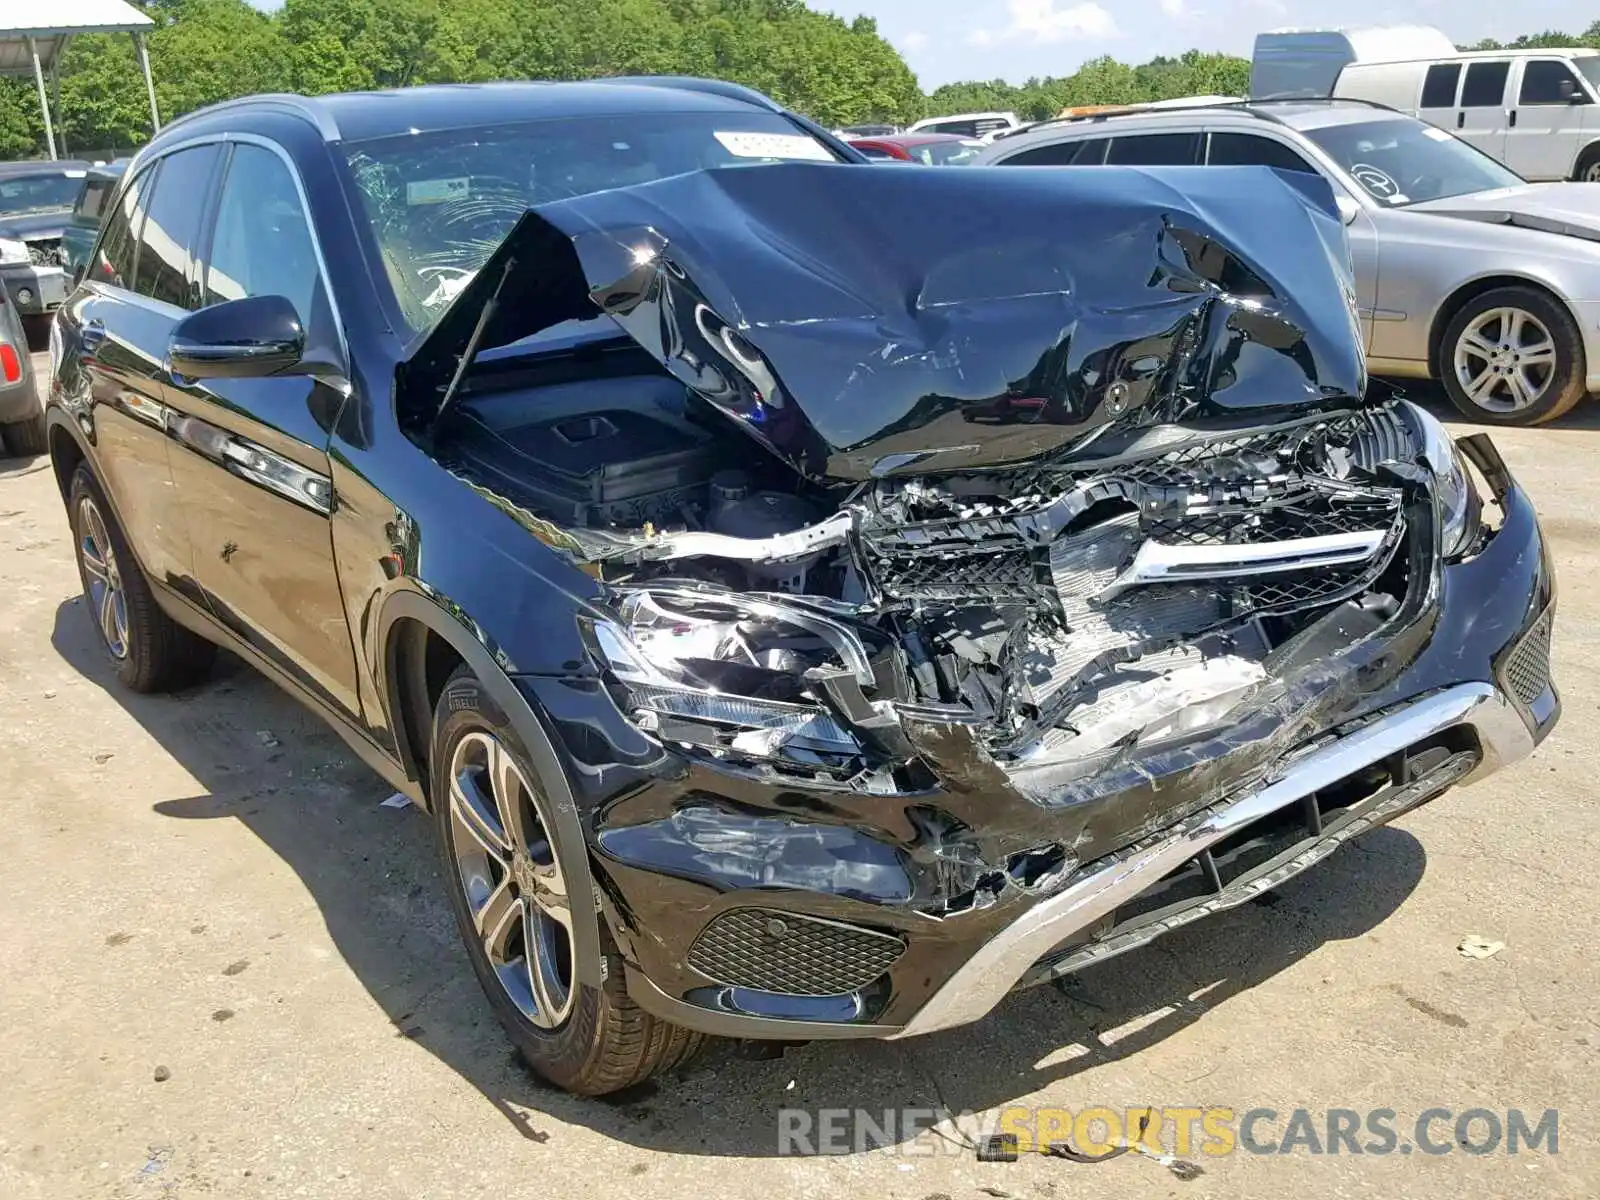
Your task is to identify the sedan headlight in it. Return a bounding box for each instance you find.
[1402,401,1482,559]
[0,238,28,266]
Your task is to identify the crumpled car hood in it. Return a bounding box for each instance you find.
[1406,181,1600,242]
[407,162,1366,481]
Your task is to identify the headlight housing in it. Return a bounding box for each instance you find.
[0,238,28,266]
[589,587,890,776]
[1401,400,1482,559]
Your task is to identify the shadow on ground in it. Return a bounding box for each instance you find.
[53,597,1427,1158]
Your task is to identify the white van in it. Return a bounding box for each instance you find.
[906,111,1022,140]
[1334,49,1600,181]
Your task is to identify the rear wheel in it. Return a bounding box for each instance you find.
[431,667,704,1095]
[1438,287,1587,425]
[1,407,46,457]
[68,465,215,692]
[1574,144,1600,182]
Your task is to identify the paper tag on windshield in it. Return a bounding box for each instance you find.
[1422,127,1452,142]
[714,131,834,162]
[406,177,469,205]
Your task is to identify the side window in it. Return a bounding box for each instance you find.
[1421,63,1462,108]
[1104,132,1201,166]
[1461,62,1511,108]
[132,144,222,310]
[999,138,1105,166]
[1207,132,1317,173]
[92,165,154,290]
[204,144,324,323]
[76,178,112,221]
[1520,60,1588,105]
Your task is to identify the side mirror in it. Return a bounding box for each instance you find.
[1335,194,1362,226]
[169,294,305,380]
[1571,91,1589,105]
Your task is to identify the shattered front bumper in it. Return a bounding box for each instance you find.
[520,436,1557,1042]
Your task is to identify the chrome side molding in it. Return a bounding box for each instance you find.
[1098,529,1387,600]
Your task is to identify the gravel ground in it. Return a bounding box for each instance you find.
[1,348,1596,1198]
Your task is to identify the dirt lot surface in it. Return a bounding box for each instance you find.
[2,347,1597,1199]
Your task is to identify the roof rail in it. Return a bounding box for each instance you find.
[1007,94,1405,139]
[589,75,783,113]
[157,92,341,141]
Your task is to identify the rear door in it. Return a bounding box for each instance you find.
[1505,58,1591,180]
[162,140,362,718]
[63,148,222,603]
[1456,61,1512,164]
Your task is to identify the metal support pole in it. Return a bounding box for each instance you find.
[28,36,57,160]
[50,36,68,158]
[135,32,160,134]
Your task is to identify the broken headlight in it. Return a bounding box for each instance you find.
[591,588,873,768]
[1402,401,1482,559]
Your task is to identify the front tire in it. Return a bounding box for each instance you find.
[1574,144,1600,182]
[430,667,704,1095]
[1438,286,1587,425]
[68,465,216,692]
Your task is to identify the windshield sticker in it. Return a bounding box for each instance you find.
[714,131,834,162]
[1422,126,1452,142]
[406,177,470,206]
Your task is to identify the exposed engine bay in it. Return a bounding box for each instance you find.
[440,348,1420,796]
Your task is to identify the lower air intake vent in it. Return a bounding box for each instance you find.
[1502,610,1553,707]
[688,909,906,995]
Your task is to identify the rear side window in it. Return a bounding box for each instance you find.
[1520,60,1587,104]
[204,144,325,324]
[1105,132,1201,166]
[91,166,152,290]
[76,178,113,221]
[132,144,222,311]
[1208,132,1317,173]
[1421,63,1462,108]
[1461,62,1511,107]
[1000,138,1106,165]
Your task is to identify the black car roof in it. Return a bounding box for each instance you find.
[159,79,788,146]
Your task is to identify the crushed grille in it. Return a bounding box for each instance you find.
[687,908,905,995]
[1502,611,1553,707]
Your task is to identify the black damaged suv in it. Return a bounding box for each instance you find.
[48,79,1558,1095]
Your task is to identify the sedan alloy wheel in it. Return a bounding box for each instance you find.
[1451,306,1558,415]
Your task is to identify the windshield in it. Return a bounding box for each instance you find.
[341,111,843,335]
[1575,57,1600,92]
[0,172,83,217]
[1303,117,1524,206]
[913,140,985,166]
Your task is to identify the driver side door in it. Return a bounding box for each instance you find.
[162,139,364,718]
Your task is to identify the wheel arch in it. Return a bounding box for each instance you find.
[1571,140,1600,180]
[375,587,605,989]
[1426,274,1579,380]
[46,410,89,504]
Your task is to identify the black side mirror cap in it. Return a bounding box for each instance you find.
[169,294,306,380]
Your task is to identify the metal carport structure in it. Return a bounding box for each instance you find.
[0,0,161,160]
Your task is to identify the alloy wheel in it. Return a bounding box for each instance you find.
[1451,307,1558,415]
[77,495,129,660]
[446,730,576,1029]
[1585,160,1600,183]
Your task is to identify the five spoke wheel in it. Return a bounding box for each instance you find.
[446,730,575,1029]
[76,494,129,660]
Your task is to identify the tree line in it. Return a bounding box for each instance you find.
[7,1,1600,161]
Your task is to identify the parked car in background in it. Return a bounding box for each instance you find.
[0,286,39,455]
[976,98,1600,425]
[907,110,1022,139]
[834,122,899,137]
[0,160,87,316]
[1253,26,1600,182]
[61,160,128,283]
[50,77,1557,1097]
[847,132,985,164]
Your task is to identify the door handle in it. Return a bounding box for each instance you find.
[1509,109,1518,127]
[1457,111,1466,128]
[79,318,106,353]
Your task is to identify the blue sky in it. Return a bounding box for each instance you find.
[245,1,1600,89]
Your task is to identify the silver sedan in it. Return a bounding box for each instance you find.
[975,100,1600,426]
